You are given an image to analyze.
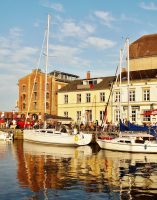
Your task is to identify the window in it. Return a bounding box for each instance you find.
[77,94,81,103]
[143,89,150,101]
[85,110,92,122]
[46,83,49,90]
[100,111,104,121]
[46,102,49,109]
[86,93,91,103]
[115,110,120,122]
[114,91,120,102]
[131,110,136,122]
[33,102,37,110]
[129,90,135,102]
[23,103,26,110]
[22,85,26,92]
[33,92,37,100]
[100,92,105,102]
[143,110,151,122]
[77,111,81,121]
[46,92,49,99]
[64,111,68,118]
[34,82,37,91]
[23,94,26,101]
[64,95,68,104]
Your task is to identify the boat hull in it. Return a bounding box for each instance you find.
[0,131,13,141]
[23,129,93,146]
[97,139,157,153]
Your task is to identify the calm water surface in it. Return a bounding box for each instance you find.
[0,140,157,200]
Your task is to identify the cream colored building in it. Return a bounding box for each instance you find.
[112,69,157,125]
[58,72,115,125]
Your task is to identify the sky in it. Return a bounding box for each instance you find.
[0,0,157,111]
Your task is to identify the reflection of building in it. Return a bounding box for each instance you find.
[13,141,157,198]
[15,142,94,192]
[58,71,115,125]
[18,69,79,116]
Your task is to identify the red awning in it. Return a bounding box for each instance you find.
[142,109,157,116]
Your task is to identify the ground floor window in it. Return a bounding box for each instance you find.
[76,111,81,121]
[64,111,68,118]
[114,110,120,123]
[100,111,104,121]
[143,110,151,122]
[131,110,136,122]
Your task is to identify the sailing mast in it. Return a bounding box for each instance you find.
[126,38,130,122]
[44,14,51,128]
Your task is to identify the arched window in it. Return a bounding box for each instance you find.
[46,102,49,109]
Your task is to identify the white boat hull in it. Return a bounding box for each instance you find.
[97,138,157,153]
[23,129,93,146]
[0,131,13,141]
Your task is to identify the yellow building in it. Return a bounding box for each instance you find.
[58,72,115,125]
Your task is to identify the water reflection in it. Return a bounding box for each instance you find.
[11,141,157,199]
[97,150,157,199]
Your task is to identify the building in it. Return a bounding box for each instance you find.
[58,71,115,125]
[58,34,157,126]
[112,34,157,125]
[130,34,157,71]
[18,69,79,117]
[112,69,157,125]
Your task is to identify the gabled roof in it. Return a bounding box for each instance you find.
[58,76,115,93]
[130,33,157,59]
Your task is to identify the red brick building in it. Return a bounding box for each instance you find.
[18,69,79,117]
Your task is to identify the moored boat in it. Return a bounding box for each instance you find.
[96,133,157,153]
[0,130,14,141]
[23,129,93,146]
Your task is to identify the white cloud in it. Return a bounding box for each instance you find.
[41,0,64,12]
[49,44,90,69]
[140,2,157,10]
[0,28,40,110]
[94,10,115,27]
[120,14,142,24]
[59,20,95,39]
[82,36,116,50]
[9,27,23,38]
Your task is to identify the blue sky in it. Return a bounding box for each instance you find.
[1,0,157,111]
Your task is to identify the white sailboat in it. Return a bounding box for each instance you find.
[23,14,93,146]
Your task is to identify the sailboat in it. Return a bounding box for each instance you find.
[23,14,93,146]
[96,38,157,153]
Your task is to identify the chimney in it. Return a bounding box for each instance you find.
[86,71,90,79]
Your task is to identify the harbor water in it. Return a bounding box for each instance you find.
[0,140,157,200]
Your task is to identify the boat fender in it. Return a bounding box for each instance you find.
[144,144,147,150]
[75,135,78,142]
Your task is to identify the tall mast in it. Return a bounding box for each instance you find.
[126,38,130,122]
[119,48,123,121]
[44,14,51,128]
